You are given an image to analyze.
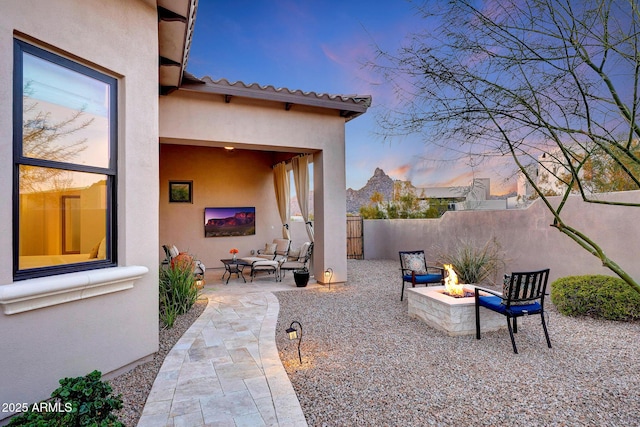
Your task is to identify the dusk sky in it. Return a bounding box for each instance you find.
[187,1,518,195]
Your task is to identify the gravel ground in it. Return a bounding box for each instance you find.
[109,297,208,426]
[275,259,640,427]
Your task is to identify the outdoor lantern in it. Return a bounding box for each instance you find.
[286,326,298,340]
[285,321,303,364]
[194,274,205,289]
[324,268,333,290]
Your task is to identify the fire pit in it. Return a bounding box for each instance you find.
[441,264,475,298]
[406,265,505,336]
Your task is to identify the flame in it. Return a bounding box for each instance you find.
[443,264,465,296]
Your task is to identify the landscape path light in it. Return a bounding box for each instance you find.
[285,321,303,364]
[324,268,333,290]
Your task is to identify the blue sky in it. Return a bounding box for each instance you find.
[187,1,517,194]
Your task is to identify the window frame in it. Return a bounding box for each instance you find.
[13,39,118,280]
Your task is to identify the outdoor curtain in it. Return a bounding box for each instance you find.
[273,161,291,239]
[292,154,314,241]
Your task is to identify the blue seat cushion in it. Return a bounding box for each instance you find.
[478,295,541,315]
[403,273,443,284]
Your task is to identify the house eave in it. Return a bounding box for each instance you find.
[158,0,197,93]
[177,75,371,121]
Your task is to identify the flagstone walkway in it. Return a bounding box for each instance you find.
[137,273,313,426]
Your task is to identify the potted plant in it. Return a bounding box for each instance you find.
[293,267,310,287]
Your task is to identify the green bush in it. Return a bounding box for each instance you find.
[9,370,123,426]
[551,275,640,321]
[159,253,199,328]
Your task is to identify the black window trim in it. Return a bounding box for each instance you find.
[13,39,118,280]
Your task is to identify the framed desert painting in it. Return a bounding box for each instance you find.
[204,207,256,237]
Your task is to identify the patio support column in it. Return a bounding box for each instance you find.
[313,148,347,284]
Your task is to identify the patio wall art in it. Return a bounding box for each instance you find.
[204,207,256,237]
[169,181,192,203]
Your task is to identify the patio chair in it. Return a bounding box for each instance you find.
[162,244,206,275]
[399,250,445,301]
[475,268,552,354]
[279,242,313,280]
[256,238,291,262]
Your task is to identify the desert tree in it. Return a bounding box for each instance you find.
[21,83,92,193]
[372,0,640,293]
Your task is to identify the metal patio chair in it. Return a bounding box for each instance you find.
[475,268,552,354]
[399,250,445,301]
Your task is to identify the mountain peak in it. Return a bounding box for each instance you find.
[346,168,395,213]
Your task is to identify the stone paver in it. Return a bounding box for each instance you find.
[137,272,313,426]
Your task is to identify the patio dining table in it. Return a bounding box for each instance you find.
[220,258,250,284]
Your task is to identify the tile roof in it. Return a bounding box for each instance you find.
[179,72,371,121]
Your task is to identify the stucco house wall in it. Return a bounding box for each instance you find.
[160,90,349,282]
[0,0,159,415]
[363,191,640,285]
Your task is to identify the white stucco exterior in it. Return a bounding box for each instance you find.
[0,0,160,416]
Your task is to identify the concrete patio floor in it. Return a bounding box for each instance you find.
[137,269,317,427]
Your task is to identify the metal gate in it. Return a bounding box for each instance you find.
[347,215,364,259]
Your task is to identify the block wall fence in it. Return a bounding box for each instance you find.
[362,191,640,285]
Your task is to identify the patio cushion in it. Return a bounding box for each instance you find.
[503,274,539,306]
[253,260,279,270]
[403,273,443,284]
[479,295,541,314]
[283,261,306,270]
[241,257,279,268]
[263,243,277,255]
[297,242,311,261]
[288,247,300,259]
[400,252,427,275]
[169,245,179,257]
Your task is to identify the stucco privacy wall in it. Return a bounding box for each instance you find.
[0,0,159,414]
[363,191,640,285]
[160,91,348,282]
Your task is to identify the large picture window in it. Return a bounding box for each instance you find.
[13,40,117,279]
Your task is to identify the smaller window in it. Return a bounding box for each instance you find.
[13,40,117,279]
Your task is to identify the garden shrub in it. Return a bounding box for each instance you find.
[9,370,123,426]
[159,252,199,328]
[438,237,504,285]
[551,275,640,321]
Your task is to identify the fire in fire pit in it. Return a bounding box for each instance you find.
[443,264,475,298]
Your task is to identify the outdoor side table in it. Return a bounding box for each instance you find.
[221,258,249,284]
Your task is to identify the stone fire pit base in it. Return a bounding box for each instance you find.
[406,285,506,336]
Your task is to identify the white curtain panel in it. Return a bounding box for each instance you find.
[273,161,291,239]
[292,154,314,241]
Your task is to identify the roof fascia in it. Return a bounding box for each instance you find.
[177,80,370,120]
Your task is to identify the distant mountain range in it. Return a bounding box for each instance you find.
[290,193,314,217]
[346,167,395,214]
[289,167,393,216]
[292,167,514,216]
